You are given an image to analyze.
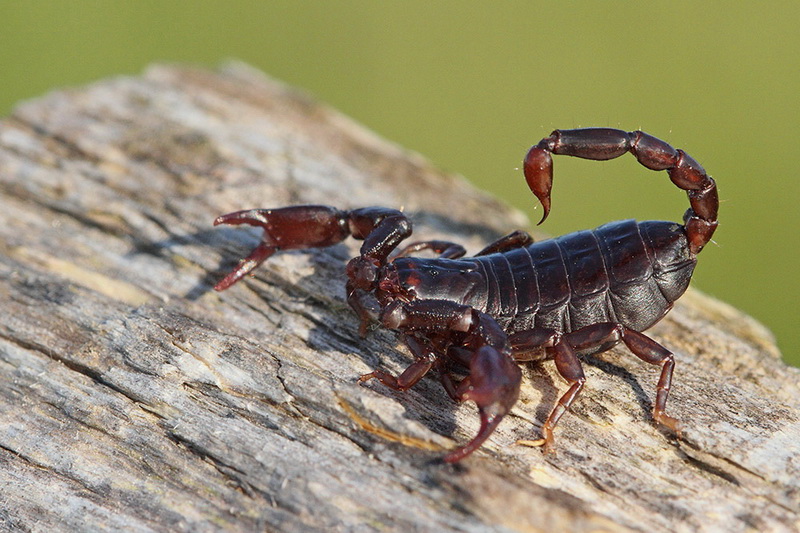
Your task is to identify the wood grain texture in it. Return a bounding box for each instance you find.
[0,63,796,533]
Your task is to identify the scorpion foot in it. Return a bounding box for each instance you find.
[654,412,683,438]
[357,371,378,384]
[358,357,434,392]
[358,370,403,389]
[516,425,555,454]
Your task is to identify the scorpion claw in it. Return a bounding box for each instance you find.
[214,242,276,291]
[213,206,352,290]
[444,410,504,463]
[443,346,521,462]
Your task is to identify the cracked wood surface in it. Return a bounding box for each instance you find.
[0,63,797,532]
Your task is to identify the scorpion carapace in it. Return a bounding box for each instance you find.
[213,128,718,463]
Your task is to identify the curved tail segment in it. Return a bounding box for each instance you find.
[523,128,718,254]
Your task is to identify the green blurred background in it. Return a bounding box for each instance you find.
[2,2,797,364]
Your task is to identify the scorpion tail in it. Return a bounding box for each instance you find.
[523,128,718,254]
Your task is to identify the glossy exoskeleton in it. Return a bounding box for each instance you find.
[213,128,718,462]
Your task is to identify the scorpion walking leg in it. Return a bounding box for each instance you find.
[519,322,681,451]
[506,327,586,451]
[358,359,435,392]
[620,328,681,434]
[358,334,439,391]
[517,339,585,452]
[394,240,467,259]
[566,323,681,434]
[507,327,560,361]
[395,230,533,260]
[475,230,534,256]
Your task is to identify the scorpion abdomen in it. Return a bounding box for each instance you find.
[518,219,696,333]
[393,219,696,335]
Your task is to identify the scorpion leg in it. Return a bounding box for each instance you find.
[394,240,467,259]
[517,340,586,452]
[394,229,533,260]
[620,328,681,434]
[404,335,466,401]
[394,230,533,260]
[358,334,439,391]
[475,230,534,256]
[346,284,382,337]
[438,364,461,401]
[524,128,718,253]
[365,299,521,462]
[507,327,560,361]
[214,205,412,291]
[358,359,436,392]
[519,322,680,451]
[559,322,681,434]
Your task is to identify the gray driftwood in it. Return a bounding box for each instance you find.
[0,63,797,533]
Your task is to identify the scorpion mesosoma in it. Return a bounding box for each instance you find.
[213,128,718,463]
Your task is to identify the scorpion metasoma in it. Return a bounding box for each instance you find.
[213,128,718,462]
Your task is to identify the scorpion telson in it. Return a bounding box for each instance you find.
[213,128,718,463]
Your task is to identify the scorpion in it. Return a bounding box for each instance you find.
[213,128,718,463]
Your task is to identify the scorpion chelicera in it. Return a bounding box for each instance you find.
[213,128,718,463]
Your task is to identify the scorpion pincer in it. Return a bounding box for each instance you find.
[213,128,718,463]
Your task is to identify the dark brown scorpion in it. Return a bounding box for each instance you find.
[213,128,718,462]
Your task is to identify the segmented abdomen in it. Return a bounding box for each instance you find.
[394,219,696,334]
[474,219,696,333]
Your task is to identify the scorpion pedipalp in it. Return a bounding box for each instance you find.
[213,206,350,290]
[444,344,522,463]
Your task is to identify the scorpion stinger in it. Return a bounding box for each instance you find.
[214,128,720,462]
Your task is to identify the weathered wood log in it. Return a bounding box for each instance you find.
[0,63,796,532]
